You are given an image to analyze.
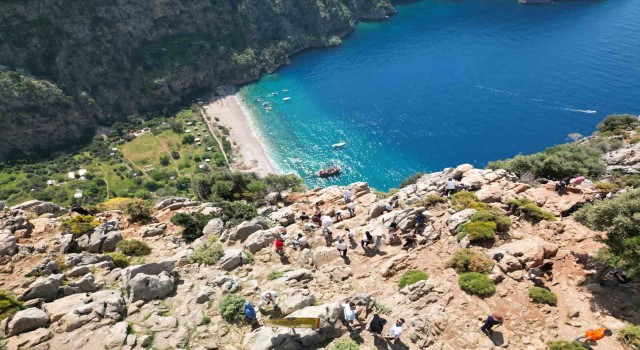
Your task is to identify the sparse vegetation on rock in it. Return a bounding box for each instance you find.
[448,249,494,273]
[398,269,429,288]
[619,324,640,350]
[0,291,23,321]
[116,239,151,256]
[529,287,557,305]
[189,240,224,266]
[458,272,495,296]
[547,341,586,350]
[219,294,246,323]
[507,198,555,222]
[331,339,360,350]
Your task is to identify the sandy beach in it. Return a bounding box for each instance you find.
[203,93,278,177]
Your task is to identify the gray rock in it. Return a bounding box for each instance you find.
[65,252,112,267]
[447,209,477,233]
[244,227,282,254]
[219,249,248,271]
[202,218,224,238]
[286,302,342,347]
[76,221,121,253]
[268,207,295,227]
[52,289,126,332]
[65,265,91,278]
[58,234,74,254]
[140,223,167,237]
[0,201,5,211]
[120,260,175,287]
[221,217,269,242]
[0,232,18,256]
[10,200,43,211]
[265,192,280,205]
[34,202,67,216]
[195,289,211,304]
[451,164,474,180]
[20,274,63,301]
[126,271,175,302]
[280,289,316,315]
[61,273,97,296]
[25,258,59,277]
[7,308,49,336]
[43,293,92,323]
[5,328,52,349]
[104,321,129,349]
[155,197,189,210]
[284,269,313,282]
[367,201,388,219]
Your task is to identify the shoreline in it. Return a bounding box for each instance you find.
[203,91,279,177]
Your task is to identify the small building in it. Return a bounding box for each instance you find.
[67,172,75,179]
[78,169,87,176]
[186,122,193,126]
[185,129,192,133]
[194,137,201,142]
[198,164,205,169]
[47,180,54,186]
[205,159,210,163]
[73,192,83,199]
[206,147,212,151]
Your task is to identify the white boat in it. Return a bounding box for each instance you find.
[332,142,346,148]
[282,97,291,101]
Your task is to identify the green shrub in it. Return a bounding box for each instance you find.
[597,114,639,133]
[418,194,448,208]
[219,294,246,323]
[398,269,429,288]
[201,315,211,325]
[451,191,488,211]
[594,181,620,193]
[182,134,195,144]
[507,198,555,222]
[458,272,495,296]
[619,324,640,350]
[470,210,511,233]
[107,252,130,268]
[122,199,152,223]
[116,239,151,256]
[529,287,557,305]
[0,291,23,321]
[373,302,391,315]
[400,172,426,188]
[245,251,255,264]
[447,249,494,273]
[267,271,284,281]
[61,215,99,236]
[189,240,224,266]
[458,221,496,242]
[331,339,360,350]
[263,174,306,193]
[547,341,585,350]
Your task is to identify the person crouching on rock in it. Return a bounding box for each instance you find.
[368,313,387,338]
[382,318,405,342]
[257,291,279,309]
[291,233,308,250]
[480,312,503,336]
[342,302,364,327]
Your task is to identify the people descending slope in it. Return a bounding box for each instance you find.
[383,318,405,341]
[275,236,285,257]
[368,314,387,338]
[347,201,356,217]
[291,233,308,250]
[257,291,279,309]
[343,188,352,203]
[480,312,504,336]
[445,177,457,197]
[575,327,613,349]
[362,230,373,249]
[336,237,348,258]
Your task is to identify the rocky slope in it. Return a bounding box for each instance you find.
[0,160,638,350]
[0,0,395,160]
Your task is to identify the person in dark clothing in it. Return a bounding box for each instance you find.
[402,231,417,249]
[480,312,504,335]
[415,212,426,227]
[299,212,310,221]
[368,314,387,338]
[362,231,373,249]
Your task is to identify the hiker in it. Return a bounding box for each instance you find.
[299,211,310,222]
[390,195,400,208]
[244,301,257,321]
[343,188,352,203]
[342,302,364,326]
[373,234,383,253]
[415,212,426,227]
[528,262,554,283]
[480,312,504,335]
[278,227,287,240]
[575,327,612,349]
[385,202,394,212]
[555,177,570,193]
[346,228,355,242]
[388,222,399,244]
[347,201,356,217]
[321,214,333,232]
[257,291,279,308]
[611,269,631,284]
[336,237,348,258]
[291,233,308,250]
[571,175,586,186]
[335,209,344,222]
[445,178,456,197]
[275,236,286,256]
[368,314,387,338]
[402,230,417,249]
[362,231,373,249]
[323,229,334,247]
[383,318,405,341]
[312,212,322,225]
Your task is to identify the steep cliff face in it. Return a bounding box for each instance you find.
[0,0,395,159]
[0,72,98,160]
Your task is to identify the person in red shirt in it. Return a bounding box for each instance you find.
[275,237,285,257]
[575,327,612,349]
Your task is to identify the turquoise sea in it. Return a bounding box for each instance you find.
[239,0,640,191]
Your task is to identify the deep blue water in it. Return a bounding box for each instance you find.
[240,0,640,190]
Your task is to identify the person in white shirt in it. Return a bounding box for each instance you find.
[291,233,308,249]
[342,302,364,325]
[335,209,344,222]
[383,318,405,341]
[342,189,352,203]
[335,237,348,258]
[347,201,356,217]
[257,291,279,309]
[321,215,333,232]
[445,178,457,197]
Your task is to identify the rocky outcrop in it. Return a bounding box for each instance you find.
[0,232,17,256]
[222,217,269,242]
[244,227,282,254]
[6,308,49,336]
[20,274,63,301]
[127,271,175,302]
[603,141,640,174]
[219,249,249,271]
[75,221,122,253]
[140,223,167,237]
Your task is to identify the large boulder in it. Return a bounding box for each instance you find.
[20,274,63,301]
[451,164,474,180]
[76,221,121,253]
[244,227,282,254]
[202,218,224,238]
[221,217,269,242]
[409,307,448,349]
[489,238,559,272]
[60,273,97,296]
[126,271,175,302]
[243,327,303,350]
[43,293,92,323]
[285,302,343,347]
[64,252,112,267]
[7,308,49,336]
[140,223,167,237]
[219,249,249,271]
[447,209,477,233]
[52,289,126,332]
[460,169,485,190]
[268,207,296,227]
[311,247,341,266]
[368,201,388,219]
[34,202,67,216]
[0,232,17,256]
[120,260,175,287]
[5,328,52,349]
[280,289,316,315]
[155,197,190,210]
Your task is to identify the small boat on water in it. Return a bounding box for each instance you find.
[317,165,341,178]
[283,89,289,92]
[332,141,346,148]
[282,97,291,101]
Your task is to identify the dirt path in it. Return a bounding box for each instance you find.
[153,134,181,175]
[199,107,232,170]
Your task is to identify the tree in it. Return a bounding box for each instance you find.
[182,134,195,145]
[575,188,640,278]
[263,174,305,193]
[159,155,170,166]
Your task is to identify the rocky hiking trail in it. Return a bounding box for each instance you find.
[1,161,639,350]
